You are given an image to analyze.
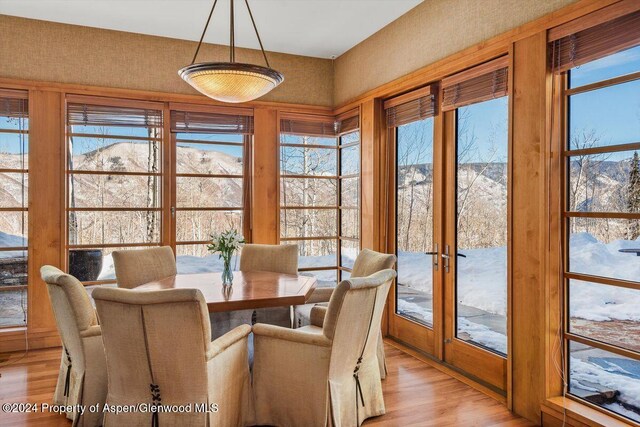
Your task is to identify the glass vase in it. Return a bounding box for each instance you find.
[221,256,234,286]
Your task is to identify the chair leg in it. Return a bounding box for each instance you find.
[377,330,387,379]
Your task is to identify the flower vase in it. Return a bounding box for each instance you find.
[221,256,234,286]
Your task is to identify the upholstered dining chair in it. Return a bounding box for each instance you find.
[40,266,107,427]
[93,287,254,427]
[252,268,396,427]
[112,246,176,289]
[294,248,396,378]
[239,243,298,327]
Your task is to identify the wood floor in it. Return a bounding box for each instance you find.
[0,343,535,426]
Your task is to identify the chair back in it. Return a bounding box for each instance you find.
[239,243,298,275]
[112,246,176,289]
[93,287,211,423]
[40,265,98,367]
[323,269,396,372]
[350,248,396,278]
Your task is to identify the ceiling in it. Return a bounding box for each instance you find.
[0,0,423,59]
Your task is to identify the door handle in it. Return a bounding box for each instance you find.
[425,243,439,271]
[442,245,450,273]
[457,253,467,258]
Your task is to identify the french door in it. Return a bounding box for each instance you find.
[387,59,510,393]
[388,108,444,357]
[441,95,509,391]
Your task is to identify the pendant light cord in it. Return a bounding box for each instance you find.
[190,0,272,68]
[191,0,219,65]
[244,0,271,68]
[230,0,235,62]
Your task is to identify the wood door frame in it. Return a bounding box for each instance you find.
[385,110,445,358]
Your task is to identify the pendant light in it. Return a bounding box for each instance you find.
[179,0,284,103]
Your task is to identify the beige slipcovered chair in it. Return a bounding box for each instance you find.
[40,266,107,427]
[239,243,298,327]
[112,246,177,289]
[253,268,396,427]
[294,248,396,378]
[93,286,254,427]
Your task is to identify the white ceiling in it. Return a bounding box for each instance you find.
[0,0,423,58]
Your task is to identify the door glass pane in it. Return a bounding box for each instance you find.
[396,117,434,326]
[455,97,508,355]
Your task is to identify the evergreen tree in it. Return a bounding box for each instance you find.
[628,151,640,240]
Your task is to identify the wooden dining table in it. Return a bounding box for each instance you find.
[134,270,317,313]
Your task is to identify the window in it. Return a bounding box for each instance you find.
[66,97,163,284]
[0,89,28,328]
[552,10,640,422]
[280,112,360,285]
[171,108,252,274]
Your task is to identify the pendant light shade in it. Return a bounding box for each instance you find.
[180,0,284,104]
[180,62,283,104]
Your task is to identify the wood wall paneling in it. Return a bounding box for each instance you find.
[251,108,279,244]
[27,90,64,339]
[511,32,548,422]
[359,99,384,252]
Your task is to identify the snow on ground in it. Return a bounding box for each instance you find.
[457,317,508,354]
[397,298,433,325]
[570,356,640,421]
[397,233,640,323]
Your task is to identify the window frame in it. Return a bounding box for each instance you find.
[558,61,640,423]
[65,96,165,285]
[172,130,252,260]
[278,114,361,284]
[0,89,29,328]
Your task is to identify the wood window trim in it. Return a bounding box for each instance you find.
[548,0,640,42]
[66,94,164,111]
[549,5,640,73]
[168,101,253,117]
[441,56,509,111]
[543,396,640,427]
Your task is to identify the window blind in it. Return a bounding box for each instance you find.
[0,89,28,119]
[67,102,163,128]
[384,85,437,128]
[441,56,509,111]
[550,9,640,73]
[280,114,338,137]
[171,110,254,134]
[335,109,360,135]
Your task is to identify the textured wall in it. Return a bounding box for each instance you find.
[333,0,578,105]
[0,15,334,106]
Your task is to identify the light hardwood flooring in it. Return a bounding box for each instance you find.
[0,342,535,426]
